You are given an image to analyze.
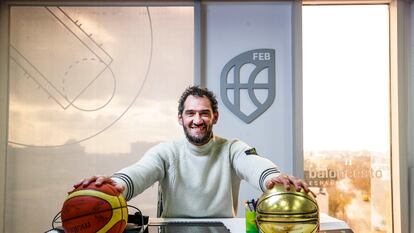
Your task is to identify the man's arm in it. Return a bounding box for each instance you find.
[71,143,168,199]
[230,139,312,194]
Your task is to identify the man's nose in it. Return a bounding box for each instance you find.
[193,113,203,124]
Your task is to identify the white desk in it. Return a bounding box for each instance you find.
[150,213,352,232]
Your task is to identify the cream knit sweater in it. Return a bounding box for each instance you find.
[112,135,280,218]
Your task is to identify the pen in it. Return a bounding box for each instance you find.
[247,200,254,212]
[251,199,255,211]
[245,200,254,211]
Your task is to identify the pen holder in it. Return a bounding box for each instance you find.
[245,210,259,233]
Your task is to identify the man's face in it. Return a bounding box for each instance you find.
[178,95,218,146]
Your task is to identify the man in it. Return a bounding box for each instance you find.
[74,86,310,217]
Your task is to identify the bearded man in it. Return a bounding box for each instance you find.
[74,86,310,217]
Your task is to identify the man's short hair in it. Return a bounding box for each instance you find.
[178,86,218,115]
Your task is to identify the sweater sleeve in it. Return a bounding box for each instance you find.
[229,139,280,192]
[111,143,168,201]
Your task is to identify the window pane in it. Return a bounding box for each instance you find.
[7,6,193,232]
[302,5,392,233]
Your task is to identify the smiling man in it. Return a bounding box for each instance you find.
[75,86,309,217]
[178,87,220,146]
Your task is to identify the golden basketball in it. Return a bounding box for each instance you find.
[256,184,319,233]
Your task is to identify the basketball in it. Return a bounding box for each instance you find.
[61,183,128,233]
[256,184,319,233]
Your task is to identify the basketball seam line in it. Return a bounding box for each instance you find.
[62,205,127,222]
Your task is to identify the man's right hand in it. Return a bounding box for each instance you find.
[71,175,125,194]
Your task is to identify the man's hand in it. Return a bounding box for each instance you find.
[265,173,315,197]
[71,175,125,194]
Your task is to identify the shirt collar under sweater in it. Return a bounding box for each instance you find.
[184,135,217,156]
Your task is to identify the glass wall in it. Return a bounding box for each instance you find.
[7,5,193,232]
[302,5,392,233]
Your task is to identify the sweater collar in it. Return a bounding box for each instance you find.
[185,135,216,156]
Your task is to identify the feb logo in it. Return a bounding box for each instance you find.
[220,49,275,123]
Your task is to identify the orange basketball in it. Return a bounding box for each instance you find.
[61,183,128,233]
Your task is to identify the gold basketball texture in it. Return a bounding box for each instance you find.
[256,184,319,233]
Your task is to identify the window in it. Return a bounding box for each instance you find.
[7,5,193,232]
[302,5,392,233]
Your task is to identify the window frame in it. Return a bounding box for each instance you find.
[301,0,410,232]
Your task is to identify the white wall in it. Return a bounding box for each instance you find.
[203,2,297,217]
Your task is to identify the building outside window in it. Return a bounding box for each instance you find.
[302,4,392,233]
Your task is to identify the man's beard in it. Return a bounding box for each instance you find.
[182,124,213,145]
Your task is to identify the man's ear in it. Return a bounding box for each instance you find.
[177,114,183,125]
[213,111,219,124]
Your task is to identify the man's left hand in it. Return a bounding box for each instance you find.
[265,173,315,197]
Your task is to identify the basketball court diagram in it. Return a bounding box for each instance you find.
[8,6,153,147]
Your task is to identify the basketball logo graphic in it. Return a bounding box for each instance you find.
[220,49,276,123]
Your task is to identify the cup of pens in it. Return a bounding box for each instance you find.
[245,199,259,233]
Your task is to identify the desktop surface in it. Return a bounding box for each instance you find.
[48,213,352,233]
[145,221,231,233]
[146,213,353,233]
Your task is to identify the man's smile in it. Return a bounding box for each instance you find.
[190,124,206,133]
